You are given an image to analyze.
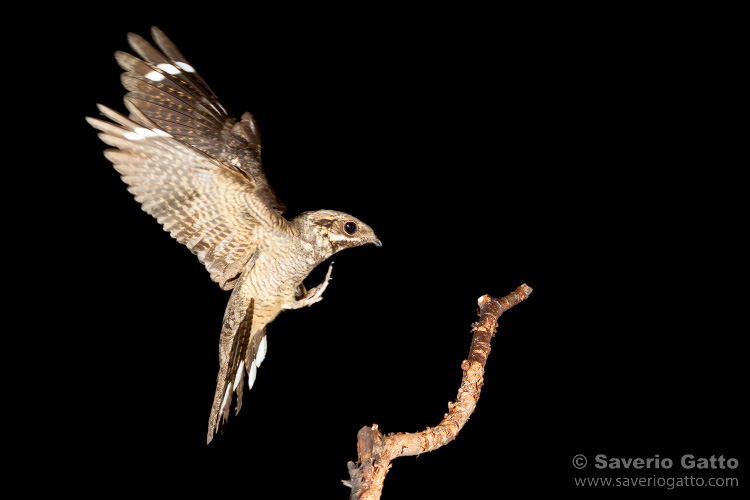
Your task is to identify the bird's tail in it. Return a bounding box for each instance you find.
[207,297,268,443]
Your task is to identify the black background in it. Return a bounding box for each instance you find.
[18,4,745,497]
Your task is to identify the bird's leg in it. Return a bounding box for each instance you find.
[283,262,334,310]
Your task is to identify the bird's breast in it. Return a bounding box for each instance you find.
[239,242,318,313]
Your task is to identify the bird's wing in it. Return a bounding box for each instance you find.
[89,28,289,289]
[116,27,284,214]
[88,104,288,289]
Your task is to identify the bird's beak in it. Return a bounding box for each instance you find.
[371,237,383,247]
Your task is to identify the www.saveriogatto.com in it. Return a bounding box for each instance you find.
[571,454,740,490]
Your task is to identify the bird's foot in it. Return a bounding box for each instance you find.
[283,262,334,310]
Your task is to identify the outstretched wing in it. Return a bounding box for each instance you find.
[88,28,289,289]
[116,27,284,213]
[88,103,287,289]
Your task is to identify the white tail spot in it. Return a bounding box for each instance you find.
[233,360,244,390]
[256,336,267,367]
[176,61,195,73]
[220,385,231,415]
[247,360,257,389]
[157,63,180,75]
[144,71,165,81]
[123,132,145,141]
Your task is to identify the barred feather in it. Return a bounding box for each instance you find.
[207,296,270,441]
[117,28,284,213]
[87,104,282,290]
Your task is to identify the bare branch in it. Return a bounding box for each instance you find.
[345,284,533,499]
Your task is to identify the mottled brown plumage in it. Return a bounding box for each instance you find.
[87,27,380,443]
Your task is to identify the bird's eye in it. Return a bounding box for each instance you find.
[344,221,358,235]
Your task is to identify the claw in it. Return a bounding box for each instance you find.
[282,262,335,310]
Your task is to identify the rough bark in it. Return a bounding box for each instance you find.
[344,284,533,499]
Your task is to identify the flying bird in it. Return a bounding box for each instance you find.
[87,27,381,443]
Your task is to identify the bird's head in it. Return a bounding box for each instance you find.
[293,210,381,258]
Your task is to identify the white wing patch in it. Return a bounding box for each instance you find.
[134,127,158,138]
[176,61,195,73]
[144,70,164,81]
[123,131,145,141]
[156,63,181,75]
[153,128,172,138]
